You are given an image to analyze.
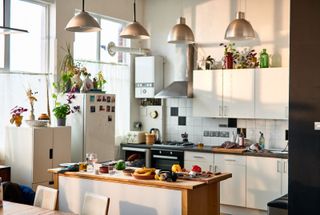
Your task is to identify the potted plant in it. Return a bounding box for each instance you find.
[10,106,28,127]
[52,91,80,126]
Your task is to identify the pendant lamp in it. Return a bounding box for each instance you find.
[224,11,255,41]
[65,0,101,32]
[120,0,150,39]
[0,0,28,34]
[168,17,195,44]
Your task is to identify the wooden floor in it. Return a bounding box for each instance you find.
[221,205,267,215]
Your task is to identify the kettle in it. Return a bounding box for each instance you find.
[149,128,161,144]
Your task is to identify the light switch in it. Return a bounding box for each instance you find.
[314,122,320,130]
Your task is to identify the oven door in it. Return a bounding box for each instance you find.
[122,147,151,167]
[151,149,184,170]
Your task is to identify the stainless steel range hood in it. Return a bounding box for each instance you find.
[155,44,195,98]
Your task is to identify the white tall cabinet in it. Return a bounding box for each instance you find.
[5,126,71,190]
[246,156,288,210]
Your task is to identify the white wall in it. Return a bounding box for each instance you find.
[144,0,290,86]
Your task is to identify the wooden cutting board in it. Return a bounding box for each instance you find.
[178,172,232,184]
[212,147,246,154]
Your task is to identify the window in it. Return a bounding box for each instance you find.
[73,14,131,150]
[0,0,49,160]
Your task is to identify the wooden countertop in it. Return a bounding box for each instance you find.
[49,168,231,190]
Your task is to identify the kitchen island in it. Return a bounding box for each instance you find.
[49,169,231,215]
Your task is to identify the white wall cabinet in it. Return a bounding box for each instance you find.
[255,68,289,119]
[246,156,288,210]
[193,68,289,119]
[184,151,214,171]
[5,126,71,190]
[215,154,247,207]
[193,69,255,118]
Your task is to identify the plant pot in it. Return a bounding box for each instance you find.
[14,115,23,127]
[57,118,66,126]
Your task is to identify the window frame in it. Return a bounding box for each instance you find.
[1,0,50,75]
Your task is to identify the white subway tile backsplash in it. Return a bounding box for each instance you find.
[187,99,193,108]
[237,119,247,128]
[179,107,187,116]
[179,98,187,108]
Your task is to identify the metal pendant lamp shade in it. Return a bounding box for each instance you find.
[0,0,28,34]
[224,12,255,41]
[120,0,150,39]
[65,0,101,32]
[168,17,195,44]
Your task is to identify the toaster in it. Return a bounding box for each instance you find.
[127,131,146,144]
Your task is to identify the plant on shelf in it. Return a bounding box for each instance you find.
[10,106,28,127]
[96,71,107,90]
[234,48,259,69]
[52,90,80,126]
[26,88,37,120]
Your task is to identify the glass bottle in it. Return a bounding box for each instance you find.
[224,52,233,69]
[259,49,269,68]
[259,132,265,150]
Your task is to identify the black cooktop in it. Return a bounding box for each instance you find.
[155,141,194,147]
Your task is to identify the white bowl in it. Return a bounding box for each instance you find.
[25,120,49,127]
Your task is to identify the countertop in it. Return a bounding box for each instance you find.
[48,168,231,190]
[121,143,288,159]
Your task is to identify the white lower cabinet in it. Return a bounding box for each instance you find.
[215,154,246,207]
[246,157,288,210]
[184,151,214,171]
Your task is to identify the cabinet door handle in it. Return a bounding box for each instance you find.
[283,161,287,173]
[277,160,281,173]
[49,148,53,159]
[223,106,227,116]
[224,159,236,162]
[193,156,205,159]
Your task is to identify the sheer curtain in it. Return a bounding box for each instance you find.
[0,74,49,162]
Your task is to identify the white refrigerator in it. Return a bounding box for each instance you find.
[67,93,115,162]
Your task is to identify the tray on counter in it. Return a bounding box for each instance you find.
[212,147,246,154]
[177,172,223,184]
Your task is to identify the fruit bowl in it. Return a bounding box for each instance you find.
[132,173,155,180]
[25,120,49,127]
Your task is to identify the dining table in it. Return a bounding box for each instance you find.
[0,201,75,215]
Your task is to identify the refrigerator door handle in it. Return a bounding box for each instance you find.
[49,148,53,159]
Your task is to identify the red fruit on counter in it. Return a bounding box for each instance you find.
[191,165,202,173]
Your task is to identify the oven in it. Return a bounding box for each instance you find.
[151,149,184,170]
[121,146,151,167]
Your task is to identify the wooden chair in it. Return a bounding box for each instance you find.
[81,193,110,215]
[33,185,58,210]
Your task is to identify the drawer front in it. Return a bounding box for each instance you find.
[215,154,246,166]
[185,152,214,163]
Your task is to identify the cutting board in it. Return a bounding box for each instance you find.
[212,147,246,154]
[178,172,231,184]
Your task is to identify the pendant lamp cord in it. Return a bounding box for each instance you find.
[82,0,85,12]
[133,0,136,22]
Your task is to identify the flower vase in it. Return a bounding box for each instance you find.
[224,52,233,69]
[57,118,66,126]
[14,115,23,127]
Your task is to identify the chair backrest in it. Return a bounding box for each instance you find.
[81,193,110,215]
[33,185,58,210]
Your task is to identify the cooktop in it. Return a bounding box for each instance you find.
[154,141,194,147]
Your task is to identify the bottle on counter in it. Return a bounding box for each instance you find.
[239,130,245,147]
[259,131,265,149]
[259,49,269,68]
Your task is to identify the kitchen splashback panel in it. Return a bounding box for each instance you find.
[164,98,288,149]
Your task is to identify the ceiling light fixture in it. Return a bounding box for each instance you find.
[65,0,101,32]
[224,0,255,41]
[0,0,28,34]
[167,17,195,44]
[120,0,150,39]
